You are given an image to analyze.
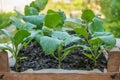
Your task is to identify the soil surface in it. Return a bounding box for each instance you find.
[11,40,107,72]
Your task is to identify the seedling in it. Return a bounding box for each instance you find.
[74,10,116,67]
[0,29,30,71]
[37,31,80,68]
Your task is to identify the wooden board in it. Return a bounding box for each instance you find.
[0,51,120,80]
[108,51,120,72]
[0,52,9,72]
[0,72,119,80]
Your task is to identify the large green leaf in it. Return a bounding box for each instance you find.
[40,36,63,54]
[81,9,95,22]
[93,32,116,49]
[45,10,62,28]
[51,31,70,40]
[51,31,80,46]
[24,5,39,16]
[34,0,48,11]
[23,14,45,29]
[10,17,24,30]
[13,30,30,47]
[88,17,104,34]
[74,27,89,39]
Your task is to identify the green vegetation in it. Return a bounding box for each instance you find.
[0,12,16,29]
[0,29,30,71]
[74,9,115,66]
[0,0,116,71]
[100,0,120,38]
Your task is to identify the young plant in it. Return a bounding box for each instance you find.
[74,10,116,67]
[37,31,80,68]
[80,38,103,67]
[0,29,30,71]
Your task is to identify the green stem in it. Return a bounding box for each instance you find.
[57,45,62,69]
[58,60,61,69]
[52,53,58,60]
[15,57,19,71]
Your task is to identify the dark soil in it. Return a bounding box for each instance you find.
[11,40,107,72]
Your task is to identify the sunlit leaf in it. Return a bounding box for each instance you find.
[93,32,116,49]
[40,36,63,54]
[23,14,45,29]
[24,5,39,16]
[13,30,30,47]
[88,17,104,34]
[10,17,24,30]
[45,10,62,28]
[74,27,89,39]
[81,9,95,22]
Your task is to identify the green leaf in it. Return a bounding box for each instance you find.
[30,1,35,7]
[81,9,95,22]
[83,53,93,60]
[15,10,24,18]
[23,14,45,29]
[25,22,37,30]
[13,30,30,47]
[24,5,39,16]
[0,46,13,53]
[64,36,80,46]
[45,10,62,28]
[52,31,80,46]
[62,45,80,60]
[10,17,24,30]
[34,0,48,11]
[57,10,66,23]
[88,17,104,34]
[88,37,102,46]
[42,27,52,36]
[93,32,116,49]
[40,36,63,54]
[92,32,111,37]
[52,31,70,40]
[79,45,90,51]
[74,27,89,39]
[19,57,27,61]
[0,29,12,37]
[30,30,43,39]
[64,18,82,28]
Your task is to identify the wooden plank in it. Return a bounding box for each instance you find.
[0,52,9,72]
[0,72,119,80]
[108,51,120,72]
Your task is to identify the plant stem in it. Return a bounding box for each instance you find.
[58,60,61,69]
[57,45,62,68]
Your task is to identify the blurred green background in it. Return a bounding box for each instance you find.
[0,0,120,38]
